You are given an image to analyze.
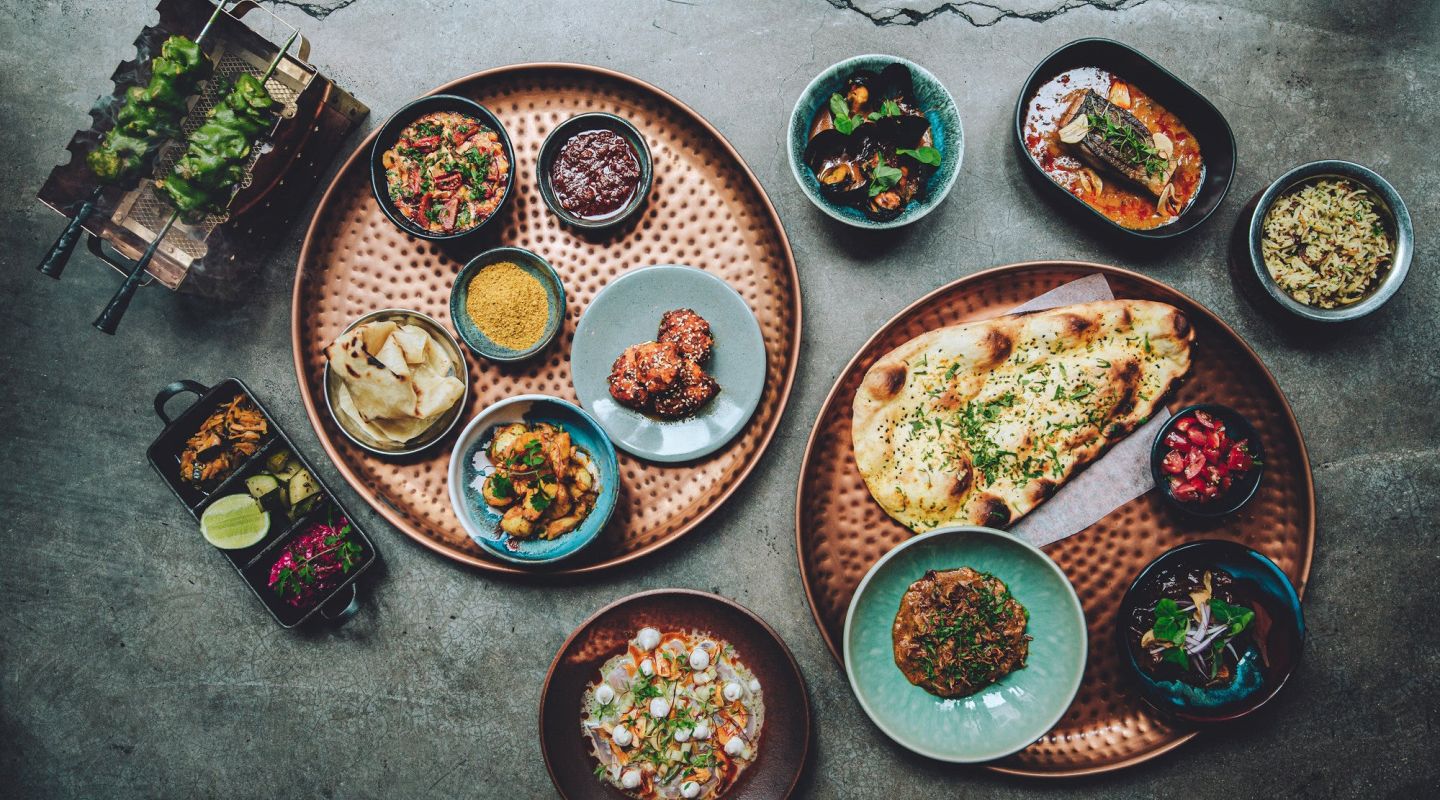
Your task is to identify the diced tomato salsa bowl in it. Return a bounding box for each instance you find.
[1150,404,1264,517]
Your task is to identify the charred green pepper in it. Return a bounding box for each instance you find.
[157,73,279,220]
[87,35,211,182]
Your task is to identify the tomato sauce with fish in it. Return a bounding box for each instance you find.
[1024,67,1204,229]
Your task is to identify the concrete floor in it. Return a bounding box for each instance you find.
[2,1,1437,797]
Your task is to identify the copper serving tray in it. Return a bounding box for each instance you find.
[292,64,801,575]
[795,261,1315,776]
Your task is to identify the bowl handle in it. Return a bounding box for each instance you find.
[154,380,211,426]
[319,583,362,625]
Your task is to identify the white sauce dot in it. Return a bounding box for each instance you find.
[649,697,671,718]
[722,681,743,702]
[681,780,701,798]
[673,726,691,743]
[688,648,710,671]
[611,726,633,747]
[621,768,642,789]
[636,627,661,650]
[639,658,654,676]
[594,684,615,705]
[747,678,761,693]
[724,736,744,756]
[692,721,710,739]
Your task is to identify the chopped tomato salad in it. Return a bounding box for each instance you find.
[1159,410,1257,503]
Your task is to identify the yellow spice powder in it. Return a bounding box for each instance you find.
[465,261,549,350]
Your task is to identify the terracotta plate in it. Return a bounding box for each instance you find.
[540,590,811,798]
[292,65,801,574]
[795,261,1315,776]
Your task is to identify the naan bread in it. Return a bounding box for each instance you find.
[852,300,1194,532]
[326,321,465,444]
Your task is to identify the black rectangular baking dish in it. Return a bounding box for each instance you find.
[1013,37,1236,240]
[148,378,378,628]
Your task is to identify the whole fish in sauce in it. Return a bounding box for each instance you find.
[1057,88,1180,212]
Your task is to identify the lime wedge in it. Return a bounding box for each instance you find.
[200,494,271,550]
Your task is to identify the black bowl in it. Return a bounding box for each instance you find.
[369,94,515,242]
[1013,38,1236,240]
[1150,403,1264,517]
[1117,540,1305,723]
[535,112,652,230]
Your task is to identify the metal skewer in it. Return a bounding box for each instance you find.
[37,1,231,280]
[93,31,297,335]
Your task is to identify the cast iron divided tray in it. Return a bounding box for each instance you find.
[795,262,1315,776]
[148,377,377,627]
[291,64,801,575]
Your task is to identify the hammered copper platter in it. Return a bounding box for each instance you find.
[796,261,1315,776]
[292,64,801,575]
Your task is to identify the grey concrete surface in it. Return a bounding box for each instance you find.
[2,1,1437,797]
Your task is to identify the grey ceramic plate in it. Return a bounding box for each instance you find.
[787,54,963,229]
[844,526,1088,763]
[570,265,766,463]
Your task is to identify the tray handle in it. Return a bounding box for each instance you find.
[228,0,312,64]
[154,380,211,426]
[319,583,361,625]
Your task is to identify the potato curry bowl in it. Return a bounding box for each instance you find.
[448,395,620,565]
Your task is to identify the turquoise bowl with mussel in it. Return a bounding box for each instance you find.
[1118,540,1305,723]
[788,55,963,229]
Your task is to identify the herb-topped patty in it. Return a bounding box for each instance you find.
[892,567,1031,698]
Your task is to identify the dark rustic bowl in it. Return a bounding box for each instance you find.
[1013,38,1236,240]
[1117,540,1305,723]
[1149,404,1264,518]
[369,94,515,243]
[536,112,652,230]
[1247,160,1413,322]
[540,589,811,798]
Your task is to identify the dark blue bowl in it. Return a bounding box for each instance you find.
[1117,540,1305,722]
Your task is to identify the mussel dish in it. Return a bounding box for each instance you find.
[803,64,941,221]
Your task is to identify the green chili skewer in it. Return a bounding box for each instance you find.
[38,1,229,279]
[94,32,298,336]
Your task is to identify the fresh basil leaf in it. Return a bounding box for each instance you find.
[828,93,850,121]
[881,99,902,117]
[897,145,943,166]
[1152,598,1189,646]
[1161,647,1190,668]
[833,114,856,135]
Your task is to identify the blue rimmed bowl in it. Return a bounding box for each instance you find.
[446,395,619,565]
[449,246,566,363]
[1117,540,1305,723]
[787,54,963,229]
[843,526,1087,763]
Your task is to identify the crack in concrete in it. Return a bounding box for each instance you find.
[824,0,1149,27]
[263,0,363,21]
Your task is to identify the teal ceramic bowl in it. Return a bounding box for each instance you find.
[446,395,619,565]
[449,247,565,362]
[843,526,1087,763]
[787,54,963,229]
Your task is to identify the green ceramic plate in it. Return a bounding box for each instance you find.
[843,526,1087,763]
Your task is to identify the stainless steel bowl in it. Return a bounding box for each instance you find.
[1247,160,1412,322]
[322,308,470,457]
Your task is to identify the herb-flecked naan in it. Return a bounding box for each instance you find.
[852,300,1194,532]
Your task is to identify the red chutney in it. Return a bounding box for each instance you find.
[1023,67,1204,230]
[550,129,641,219]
